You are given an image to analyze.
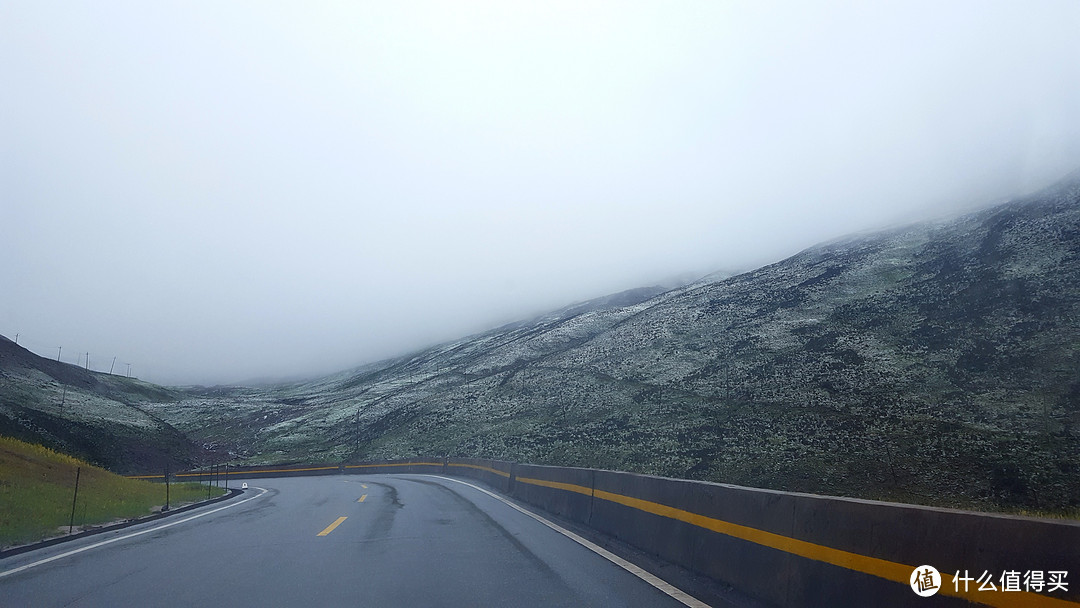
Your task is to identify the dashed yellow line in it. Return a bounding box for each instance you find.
[361,484,368,489]
[317,516,348,536]
[358,494,367,503]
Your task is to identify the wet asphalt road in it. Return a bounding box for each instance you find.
[0,474,693,607]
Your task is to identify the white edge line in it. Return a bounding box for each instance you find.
[424,475,711,608]
[0,487,269,579]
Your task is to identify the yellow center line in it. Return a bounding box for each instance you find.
[317,516,348,536]
[358,494,367,503]
[361,484,368,489]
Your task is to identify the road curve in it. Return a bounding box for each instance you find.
[0,474,699,607]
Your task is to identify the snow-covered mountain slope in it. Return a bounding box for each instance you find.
[149,174,1080,512]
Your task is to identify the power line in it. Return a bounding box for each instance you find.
[9,331,137,377]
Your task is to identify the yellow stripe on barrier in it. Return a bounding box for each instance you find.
[130,461,444,480]
[516,477,1079,608]
[448,463,512,478]
[343,462,443,469]
[517,476,593,497]
[175,465,339,477]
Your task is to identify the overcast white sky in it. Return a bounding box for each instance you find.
[3,1,1080,385]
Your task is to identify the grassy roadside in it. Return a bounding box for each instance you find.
[0,436,225,549]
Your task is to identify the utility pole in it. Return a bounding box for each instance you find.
[109,356,116,374]
[126,363,132,377]
[14,333,18,345]
[57,346,62,361]
[69,467,81,533]
[85,353,89,370]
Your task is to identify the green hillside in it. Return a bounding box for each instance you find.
[0,436,222,549]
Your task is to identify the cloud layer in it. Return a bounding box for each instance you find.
[3,1,1079,384]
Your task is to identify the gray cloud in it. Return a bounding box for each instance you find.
[3,1,1079,384]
